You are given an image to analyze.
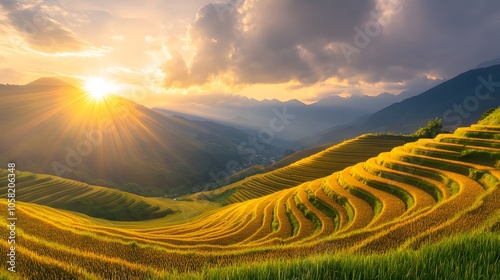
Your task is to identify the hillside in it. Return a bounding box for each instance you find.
[0,78,282,196]
[313,64,500,145]
[0,169,179,221]
[191,134,413,204]
[1,108,499,279]
[364,64,500,131]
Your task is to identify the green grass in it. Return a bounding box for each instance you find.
[176,231,500,280]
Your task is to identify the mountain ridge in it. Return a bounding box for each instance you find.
[310,64,500,145]
[0,79,284,196]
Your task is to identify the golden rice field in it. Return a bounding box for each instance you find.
[1,117,500,279]
[191,134,414,204]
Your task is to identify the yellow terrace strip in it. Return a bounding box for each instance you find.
[325,174,375,232]
[340,167,407,228]
[362,158,437,215]
[313,181,349,230]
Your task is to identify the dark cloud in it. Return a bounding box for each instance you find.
[231,0,376,84]
[189,3,240,84]
[163,0,500,89]
[344,0,500,82]
[164,0,376,86]
[0,0,91,54]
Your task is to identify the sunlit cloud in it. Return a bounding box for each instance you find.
[32,46,113,57]
[0,0,498,103]
[0,0,89,54]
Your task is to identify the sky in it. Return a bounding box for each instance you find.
[0,0,499,105]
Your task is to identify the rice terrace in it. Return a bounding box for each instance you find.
[1,0,500,279]
[1,108,499,279]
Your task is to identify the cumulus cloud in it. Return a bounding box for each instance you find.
[0,0,106,55]
[161,0,500,91]
[188,2,241,84]
[167,0,377,86]
[163,51,190,87]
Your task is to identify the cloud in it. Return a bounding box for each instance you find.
[188,3,241,84]
[0,0,105,55]
[161,0,500,92]
[342,0,500,82]
[162,0,377,87]
[163,51,190,88]
[0,68,22,84]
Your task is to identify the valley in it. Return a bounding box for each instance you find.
[1,108,499,279]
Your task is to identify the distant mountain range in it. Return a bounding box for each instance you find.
[310,63,500,145]
[0,78,285,196]
[153,79,441,140]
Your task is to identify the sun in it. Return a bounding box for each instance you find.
[84,77,115,101]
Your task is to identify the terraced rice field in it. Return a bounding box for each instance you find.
[0,172,175,221]
[192,134,413,204]
[1,119,499,279]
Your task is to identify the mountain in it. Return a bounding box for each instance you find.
[311,64,500,145]
[0,78,285,196]
[311,92,398,110]
[476,57,500,69]
[154,92,409,140]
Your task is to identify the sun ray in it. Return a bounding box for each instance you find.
[84,77,116,101]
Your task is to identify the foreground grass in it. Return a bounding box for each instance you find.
[173,232,499,280]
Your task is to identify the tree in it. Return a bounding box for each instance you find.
[479,107,497,121]
[412,118,443,138]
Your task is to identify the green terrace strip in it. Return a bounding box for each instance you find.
[285,201,300,237]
